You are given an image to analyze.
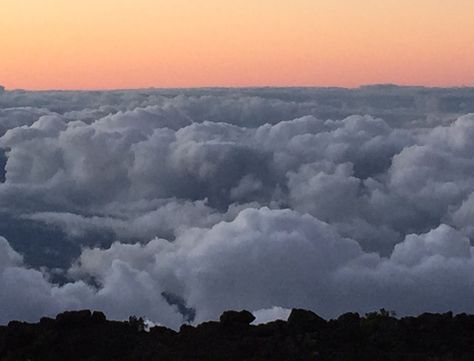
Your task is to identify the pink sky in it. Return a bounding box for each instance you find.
[2,0,474,89]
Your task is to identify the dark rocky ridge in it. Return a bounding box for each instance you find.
[1,309,474,361]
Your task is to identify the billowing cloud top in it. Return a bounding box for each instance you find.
[1,86,474,328]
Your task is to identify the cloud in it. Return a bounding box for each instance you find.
[0,235,184,328]
[67,209,474,323]
[252,307,291,324]
[1,87,474,327]
[3,208,474,329]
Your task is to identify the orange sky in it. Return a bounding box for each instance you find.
[1,0,474,90]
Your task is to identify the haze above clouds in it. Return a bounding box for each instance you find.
[2,86,474,328]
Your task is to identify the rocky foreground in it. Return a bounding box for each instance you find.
[1,309,474,361]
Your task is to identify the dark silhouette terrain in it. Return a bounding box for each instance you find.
[1,309,474,360]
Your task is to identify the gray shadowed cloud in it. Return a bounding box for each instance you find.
[1,86,474,327]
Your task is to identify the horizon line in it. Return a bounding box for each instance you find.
[3,83,474,93]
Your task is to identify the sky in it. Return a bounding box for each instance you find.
[1,0,474,90]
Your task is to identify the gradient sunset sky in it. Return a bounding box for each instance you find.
[2,0,474,90]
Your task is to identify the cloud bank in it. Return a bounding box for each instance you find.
[1,86,474,328]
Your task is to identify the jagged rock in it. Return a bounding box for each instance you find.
[56,310,92,327]
[150,326,177,345]
[337,312,360,324]
[91,311,106,323]
[287,308,326,332]
[220,310,256,326]
[253,319,287,337]
[6,320,25,328]
[179,323,195,336]
[39,317,56,328]
[2,309,474,361]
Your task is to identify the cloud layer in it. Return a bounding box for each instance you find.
[1,86,474,327]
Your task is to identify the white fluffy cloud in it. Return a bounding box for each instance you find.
[0,235,183,327]
[1,87,474,327]
[252,307,291,324]
[2,208,474,328]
